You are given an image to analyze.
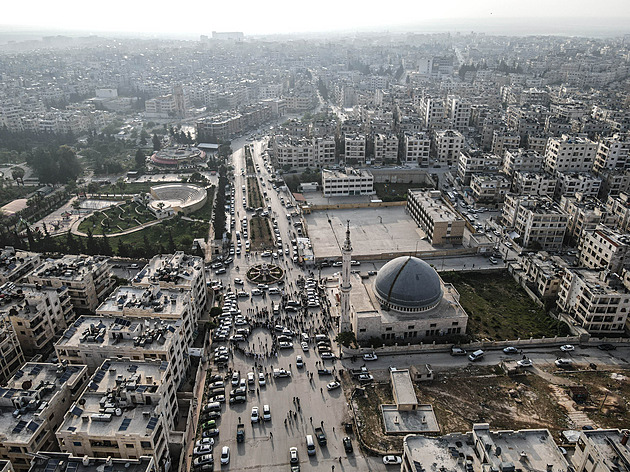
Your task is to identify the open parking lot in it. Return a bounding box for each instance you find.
[305,206,433,260]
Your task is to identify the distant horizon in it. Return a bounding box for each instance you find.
[1,15,629,45]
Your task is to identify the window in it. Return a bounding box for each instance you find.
[126,443,135,449]
[73,441,82,447]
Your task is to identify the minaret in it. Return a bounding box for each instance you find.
[339,220,352,332]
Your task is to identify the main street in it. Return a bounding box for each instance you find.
[204,137,384,471]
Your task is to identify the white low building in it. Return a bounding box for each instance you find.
[322,168,374,197]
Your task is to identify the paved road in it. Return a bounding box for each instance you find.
[204,138,383,471]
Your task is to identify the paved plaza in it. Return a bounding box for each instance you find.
[305,206,433,260]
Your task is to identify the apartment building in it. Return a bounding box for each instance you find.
[490,129,521,157]
[456,150,502,185]
[418,96,445,129]
[527,134,549,155]
[57,359,174,472]
[402,423,568,472]
[27,256,112,315]
[96,285,194,365]
[598,169,630,197]
[557,268,630,335]
[403,132,431,166]
[433,129,464,167]
[131,252,206,325]
[606,192,630,233]
[27,452,154,472]
[407,190,465,246]
[373,134,398,163]
[313,137,336,167]
[559,195,614,243]
[572,429,630,472]
[0,318,24,385]
[544,134,598,174]
[593,133,630,174]
[555,172,602,199]
[513,171,557,197]
[0,283,73,357]
[502,148,544,177]
[271,136,314,169]
[470,174,511,203]
[55,315,186,385]
[502,195,568,251]
[321,168,374,197]
[579,225,630,275]
[0,363,89,472]
[446,95,471,130]
[344,134,366,164]
[516,251,569,298]
[0,248,41,285]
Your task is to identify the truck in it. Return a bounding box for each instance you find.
[314,427,327,446]
[236,423,245,443]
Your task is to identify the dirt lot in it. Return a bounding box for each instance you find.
[352,365,630,451]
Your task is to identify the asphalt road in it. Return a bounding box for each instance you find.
[204,139,384,471]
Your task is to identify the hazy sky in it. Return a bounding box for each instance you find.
[3,0,630,36]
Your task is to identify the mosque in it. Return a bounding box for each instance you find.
[336,223,468,343]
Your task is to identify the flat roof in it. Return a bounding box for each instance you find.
[132,251,203,288]
[30,255,108,282]
[28,452,153,472]
[97,285,189,317]
[56,315,180,350]
[390,369,418,406]
[0,363,86,444]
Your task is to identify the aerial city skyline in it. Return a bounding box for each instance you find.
[0,10,629,472]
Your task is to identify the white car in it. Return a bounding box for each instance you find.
[363,353,378,361]
[220,446,230,465]
[258,372,266,386]
[263,404,271,421]
[296,356,304,368]
[301,341,309,351]
[326,381,340,390]
[234,278,244,285]
[560,344,575,352]
[193,444,213,456]
[195,438,215,448]
[251,406,259,423]
[555,358,573,368]
[383,455,402,465]
[517,358,533,368]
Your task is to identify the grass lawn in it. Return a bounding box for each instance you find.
[249,216,273,250]
[247,177,263,208]
[188,186,215,222]
[78,201,157,234]
[440,270,571,341]
[109,218,207,251]
[373,182,433,201]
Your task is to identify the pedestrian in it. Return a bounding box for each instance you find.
[269,431,273,438]
[320,387,323,393]
[339,457,342,464]
[309,416,312,423]
[321,420,324,427]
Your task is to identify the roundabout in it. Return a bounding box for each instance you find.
[246,263,284,284]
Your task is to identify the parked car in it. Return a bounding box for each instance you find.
[555,358,573,368]
[193,454,214,467]
[251,406,260,423]
[383,455,402,465]
[450,346,467,356]
[193,444,213,456]
[220,446,230,465]
[517,358,533,368]
[343,436,354,453]
[598,343,617,351]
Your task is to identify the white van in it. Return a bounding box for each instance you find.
[468,349,484,362]
[306,435,316,455]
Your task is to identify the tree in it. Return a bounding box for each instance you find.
[152,133,161,152]
[335,331,357,348]
[11,167,24,184]
[134,149,145,169]
[139,129,149,145]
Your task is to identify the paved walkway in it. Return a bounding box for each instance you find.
[70,215,165,238]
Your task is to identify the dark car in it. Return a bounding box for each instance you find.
[343,436,353,453]
[597,343,617,351]
[229,395,247,404]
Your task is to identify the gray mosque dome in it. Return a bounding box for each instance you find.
[373,256,443,312]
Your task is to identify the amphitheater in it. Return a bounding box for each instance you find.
[149,183,207,215]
